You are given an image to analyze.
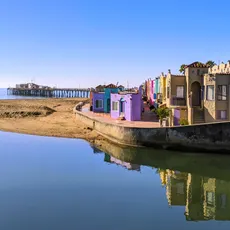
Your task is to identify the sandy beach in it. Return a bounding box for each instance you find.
[0,98,104,143]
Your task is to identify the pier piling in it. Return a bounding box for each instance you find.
[7,88,91,98]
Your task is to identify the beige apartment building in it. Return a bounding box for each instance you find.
[159,61,230,125]
[159,169,230,221]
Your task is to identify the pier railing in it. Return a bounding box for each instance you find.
[7,87,91,98]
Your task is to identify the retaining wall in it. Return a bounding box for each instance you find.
[75,111,230,153]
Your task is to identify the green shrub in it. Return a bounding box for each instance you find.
[179,118,189,126]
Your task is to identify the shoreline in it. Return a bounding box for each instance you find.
[0,98,105,144]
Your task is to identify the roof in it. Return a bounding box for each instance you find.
[95,84,106,88]
[118,85,124,88]
[211,73,230,75]
[185,62,209,68]
[105,83,117,88]
[93,91,104,94]
[172,74,185,77]
[118,91,138,95]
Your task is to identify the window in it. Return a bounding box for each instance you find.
[167,87,170,98]
[176,183,184,195]
[95,99,103,108]
[206,191,215,207]
[176,86,184,98]
[206,85,214,100]
[197,69,200,76]
[112,101,118,111]
[201,86,205,100]
[219,194,227,209]
[217,85,227,100]
[217,110,227,119]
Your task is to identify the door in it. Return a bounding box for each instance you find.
[120,101,125,115]
[107,98,110,113]
[191,81,201,106]
[174,109,180,126]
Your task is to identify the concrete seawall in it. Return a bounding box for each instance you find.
[75,110,230,153]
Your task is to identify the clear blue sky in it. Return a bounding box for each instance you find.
[1,0,230,88]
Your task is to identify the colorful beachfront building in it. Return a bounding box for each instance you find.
[92,92,104,113]
[145,77,163,108]
[155,77,160,98]
[92,84,125,113]
[145,78,155,106]
[104,85,121,113]
[110,86,143,121]
[150,61,230,126]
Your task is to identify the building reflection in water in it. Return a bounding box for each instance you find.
[89,144,104,154]
[158,169,230,221]
[104,154,141,171]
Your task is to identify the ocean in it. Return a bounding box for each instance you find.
[0,88,43,100]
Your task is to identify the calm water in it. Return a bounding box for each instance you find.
[0,88,43,99]
[1,131,230,229]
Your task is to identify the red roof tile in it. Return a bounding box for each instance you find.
[105,84,117,88]
[185,62,209,68]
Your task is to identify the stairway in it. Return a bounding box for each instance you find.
[193,107,205,124]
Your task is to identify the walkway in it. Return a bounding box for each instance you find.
[81,103,160,128]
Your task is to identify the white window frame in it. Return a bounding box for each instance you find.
[207,191,215,206]
[95,99,103,109]
[112,101,118,111]
[176,86,184,98]
[218,110,227,120]
[217,85,227,101]
[206,85,215,101]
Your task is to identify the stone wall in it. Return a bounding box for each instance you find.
[75,111,230,153]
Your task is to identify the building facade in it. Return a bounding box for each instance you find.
[104,85,120,113]
[92,92,104,113]
[110,86,143,121]
[152,61,230,125]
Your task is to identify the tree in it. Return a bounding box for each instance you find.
[153,107,170,126]
[206,60,216,67]
[179,64,186,74]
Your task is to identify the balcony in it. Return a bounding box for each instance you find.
[171,96,186,106]
[156,93,163,104]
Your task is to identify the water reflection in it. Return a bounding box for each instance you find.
[104,154,141,171]
[159,169,230,221]
[94,140,230,222]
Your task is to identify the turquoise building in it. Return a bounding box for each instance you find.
[104,87,120,113]
[154,77,161,108]
[103,84,125,113]
[154,77,159,95]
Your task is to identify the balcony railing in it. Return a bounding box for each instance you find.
[157,93,163,104]
[171,97,186,106]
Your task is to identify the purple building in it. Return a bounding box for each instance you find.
[110,86,143,121]
[92,92,104,112]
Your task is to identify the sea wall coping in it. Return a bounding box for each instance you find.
[75,110,230,153]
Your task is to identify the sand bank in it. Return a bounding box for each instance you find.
[0,98,104,143]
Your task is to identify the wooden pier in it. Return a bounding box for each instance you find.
[7,87,91,98]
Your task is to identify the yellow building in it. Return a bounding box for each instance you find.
[159,73,167,104]
[159,169,230,221]
[157,61,230,125]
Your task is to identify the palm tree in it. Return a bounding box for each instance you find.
[179,64,186,74]
[206,60,216,67]
[154,107,170,126]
